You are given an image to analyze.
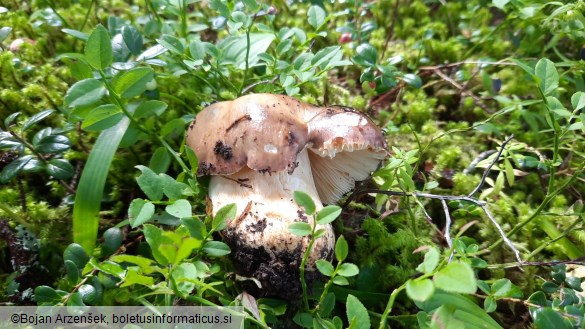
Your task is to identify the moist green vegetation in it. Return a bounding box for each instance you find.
[1,0,584,328]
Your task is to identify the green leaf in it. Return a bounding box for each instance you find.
[158,34,184,54]
[353,43,377,67]
[88,259,125,278]
[64,79,106,108]
[402,73,422,88]
[181,217,207,240]
[503,158,514,186]
[333,276,349,285]
[293,190,316,215]
[134,100,168,118]
[161,175,189,200]
[166,199,192,219]
[64,260,80,285]
[35,286,67,305]
[484,296,497,313]
[406,279,435,302]
[111,67,154,99]
[85,24,113,70]
[121,25,143,55]
[415,291,502,329]
[492,0,510,10]
[149,147,171,174]
[308,5,326,29]
[102,227,123,257]
[433,261,477,294]
[203,241,231,256]
[316,205,341,225]
[129,199,155,228]
[212,203,236,231]
[142,224,168,265]
[416,247,440,275]
[533,308,572,329]
[172,263,197,296]
[135,165,164,201]
[346,294,370,329]
[73,117,130,252]
[218,33,275,69]
[289,222,312,236]
[338,263,359,277]
[571,91,585,111]
[527,291,548,307]
[35,135,71,153]
[21,109,54,132]
[316,259,335,276]
[0,155,32,182]
[46,158,74,179]
[63,243,89,269]
[535,58,559,96]
[110,254,154,270]
[121,268,154,287]
[335,235,348,262]
[78,284,98,304]
[4,112,21,127]
[491,278,512,297]
[312,46,343,69]
[82,104,124,131]
[189,40,206,61]
[62,28,88,41]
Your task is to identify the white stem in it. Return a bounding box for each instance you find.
[209,148,335,267]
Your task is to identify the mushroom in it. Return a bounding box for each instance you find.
[186,94,387,298]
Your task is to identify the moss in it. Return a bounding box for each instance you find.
[399,90,436,128]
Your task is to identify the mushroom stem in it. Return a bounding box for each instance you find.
[208,148,335,297]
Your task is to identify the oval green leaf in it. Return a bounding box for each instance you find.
[85,24,113,70]
[433,261,477,294]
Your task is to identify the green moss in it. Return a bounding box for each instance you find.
[399,90,436,128]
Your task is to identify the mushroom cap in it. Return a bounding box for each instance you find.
[186,93,388,204]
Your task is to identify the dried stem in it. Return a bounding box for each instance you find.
[351,135,523,265]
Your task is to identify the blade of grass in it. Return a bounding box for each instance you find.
[73,117,130,252]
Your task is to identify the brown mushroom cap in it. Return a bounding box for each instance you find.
[306,106,388,203]
[186,94,311,176]
[186,93,388,203]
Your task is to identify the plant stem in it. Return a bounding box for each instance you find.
[300,225,317,310]
[379,283,406,329]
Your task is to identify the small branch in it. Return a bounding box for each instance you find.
[488,257,585,269]
[352,137,522,264]
[441,199,452,249]
[432,67,493,113]
[480,204,523,265]
[467,135,514,197]
[380,0,400,59]
[241,76,278,94]
[463,150,496,175]
[473,293,581,320]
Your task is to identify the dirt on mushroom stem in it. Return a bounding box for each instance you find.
[209,148,335,298]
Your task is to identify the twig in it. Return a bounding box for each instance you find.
[473,293,581,320]
[480,203,523,265]
[441,199,455,263]
[241,76,278,94]
[488,257,585,269]
[432,67,493,113]
[463,150,496,175]
[380,0,400,59]
[350,136,523,265]
[468,135,514,197]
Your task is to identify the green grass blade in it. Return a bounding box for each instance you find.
[73,117,130,252]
